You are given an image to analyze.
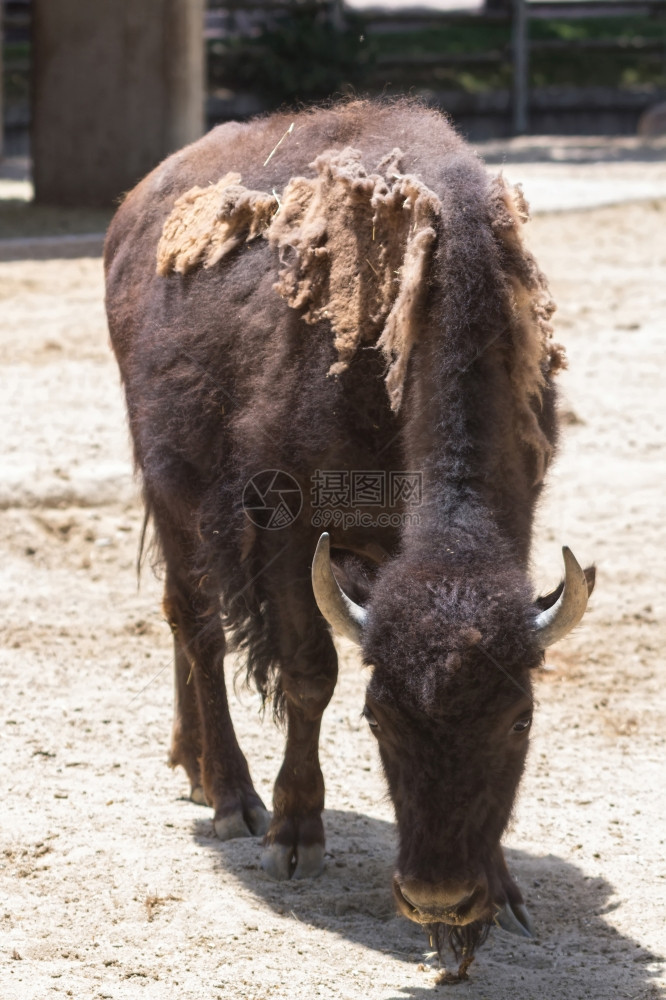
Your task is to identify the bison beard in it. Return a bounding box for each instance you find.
[429,920,491,983]
[104,98,593,980]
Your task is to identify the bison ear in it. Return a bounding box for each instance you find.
[330,551,376,607]
[535,565,596,612]
[583,565,596,598]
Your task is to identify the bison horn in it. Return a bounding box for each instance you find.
[311,533,367,645]
[534,546,590,648]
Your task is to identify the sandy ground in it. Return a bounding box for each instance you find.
[1,166,665,999]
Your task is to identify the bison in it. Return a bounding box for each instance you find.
[104,99,593,973]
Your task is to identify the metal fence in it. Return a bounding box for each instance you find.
[3,0,666,149]
[206,0,666,135]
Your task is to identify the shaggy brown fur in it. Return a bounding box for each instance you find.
[487,175,565,483]
[155,150,561,431]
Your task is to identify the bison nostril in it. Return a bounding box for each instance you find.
[398,887,419,911]
[393,880,418,913]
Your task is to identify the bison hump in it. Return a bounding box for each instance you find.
[155,146,442,412]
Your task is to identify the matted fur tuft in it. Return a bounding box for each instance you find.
[156,173,278,275]
[269,147,441,410]
[487,174,565,484]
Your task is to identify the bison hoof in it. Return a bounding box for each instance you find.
[215,812,253,840]
[495,901,534,938]
[260,842,325,881]
[247,804,271,837]
[293,843,325,880]
[261,843,292,880]
[214,803,271,841]
[190,785,208,806]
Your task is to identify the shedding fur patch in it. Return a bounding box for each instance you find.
[269,148,441,410]
[488,174,565,483]
[155,158,561,447]
[156,148,441,410]
[156,173,278,276]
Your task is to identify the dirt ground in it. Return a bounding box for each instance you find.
[1,172,665,999]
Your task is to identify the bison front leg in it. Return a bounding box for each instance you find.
[164,572,270,840]
[261,649,337,881]
[166,623,205,805]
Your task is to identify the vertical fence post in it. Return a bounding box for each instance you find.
[512,0,529,134]
[32,0,205,207]
[329,0,345,32]
[0,11,4,161]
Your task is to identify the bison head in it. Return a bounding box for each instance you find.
[312,532,591,956]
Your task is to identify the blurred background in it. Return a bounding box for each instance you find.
[1,0,666,210]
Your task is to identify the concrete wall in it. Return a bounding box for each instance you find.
[32,0,204,206]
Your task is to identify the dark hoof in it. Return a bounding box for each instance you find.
[260,843,292,880]
[293,843,325,879]
[247,803,271,837]
[213,799,271,841]
[215,811,253,840]
[260,841,325,881]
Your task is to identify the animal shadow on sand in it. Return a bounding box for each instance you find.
[193,809,662,997]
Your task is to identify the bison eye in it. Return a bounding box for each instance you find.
[362,705,379,730]
[512,714,532,734]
